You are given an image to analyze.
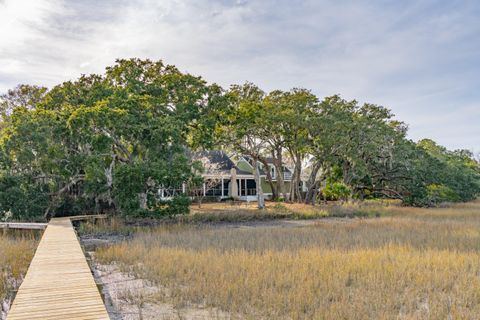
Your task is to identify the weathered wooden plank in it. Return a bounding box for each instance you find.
[7,217,110,320]
[0,222,47,230]
[69,214,108,221]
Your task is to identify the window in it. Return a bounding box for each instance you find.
[270,165,276,179]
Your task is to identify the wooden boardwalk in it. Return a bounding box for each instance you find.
[7,217,110,320]
[0,222,47,230]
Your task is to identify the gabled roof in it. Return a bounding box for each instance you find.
[241,155,293,175]
[192,150,252,175]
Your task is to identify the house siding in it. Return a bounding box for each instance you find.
[261,177,272,193]
[260,177,291,195]
[236,160,253,173]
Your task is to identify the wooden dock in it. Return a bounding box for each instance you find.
[7,217,110,320]
[0,222,47,230]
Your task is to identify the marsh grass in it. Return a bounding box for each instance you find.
[76,217,137,237]
[78,201,382,235]
[95,200,480,319]
[0,231,39,307]
[188,201,385,222]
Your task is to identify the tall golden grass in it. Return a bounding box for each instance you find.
[0,232,38,304]
[96,200,480,319]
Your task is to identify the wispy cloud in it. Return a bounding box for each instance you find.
[0,0,479,151]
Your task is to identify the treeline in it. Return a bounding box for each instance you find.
[0,59,478,220]
[219,84,480,207]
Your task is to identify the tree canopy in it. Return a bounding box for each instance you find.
[215,88,480,207]
[0,59,222,219]
[0,58,478,220]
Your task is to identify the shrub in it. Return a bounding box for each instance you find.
[323,182,351,201]
[164,195,191,216]
[0,174,49,221]
[127,195,191,218]
[426,184,460,205]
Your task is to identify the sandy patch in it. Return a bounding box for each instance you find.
[89,256,231,320]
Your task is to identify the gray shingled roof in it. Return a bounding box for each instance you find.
[193,150,253,175]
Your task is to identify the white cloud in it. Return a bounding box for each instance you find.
[0,0,479,151]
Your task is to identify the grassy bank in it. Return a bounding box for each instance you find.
[94,200,480,319]
[77,200,392,236]
[187,200,391,221]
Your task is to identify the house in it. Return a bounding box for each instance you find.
[194,150,296,201]
[159,150,299,201]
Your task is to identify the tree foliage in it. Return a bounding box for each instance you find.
[0,59,222,219]
[216,90,479,207]
[0,59,478,221]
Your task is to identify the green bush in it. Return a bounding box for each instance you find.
[426,184,460,205]
[323,182,351,201]
[0,175,49,221]
[165,195,191,216]
[127,195,191,218]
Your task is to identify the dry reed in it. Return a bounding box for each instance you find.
[96,200,480,319]
[0,232,38,307]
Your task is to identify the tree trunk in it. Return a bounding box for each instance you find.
[259,158,277,199]
[307,180,321,205]
[138,193,148,210]
[295,154,303,201]
[253,159,265,209]
[43,174,85,219]
[289,152,303,202]
[342,161,353,185]
[273,147,285,199]
[304,162,322,204]
[289,168,297,202]
[104,154,116,208]
[323,179,327,204]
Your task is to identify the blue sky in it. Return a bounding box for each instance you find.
[0,0,479,152]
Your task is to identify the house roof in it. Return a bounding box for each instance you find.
[192,150,252,175]
[241,155,293,175]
